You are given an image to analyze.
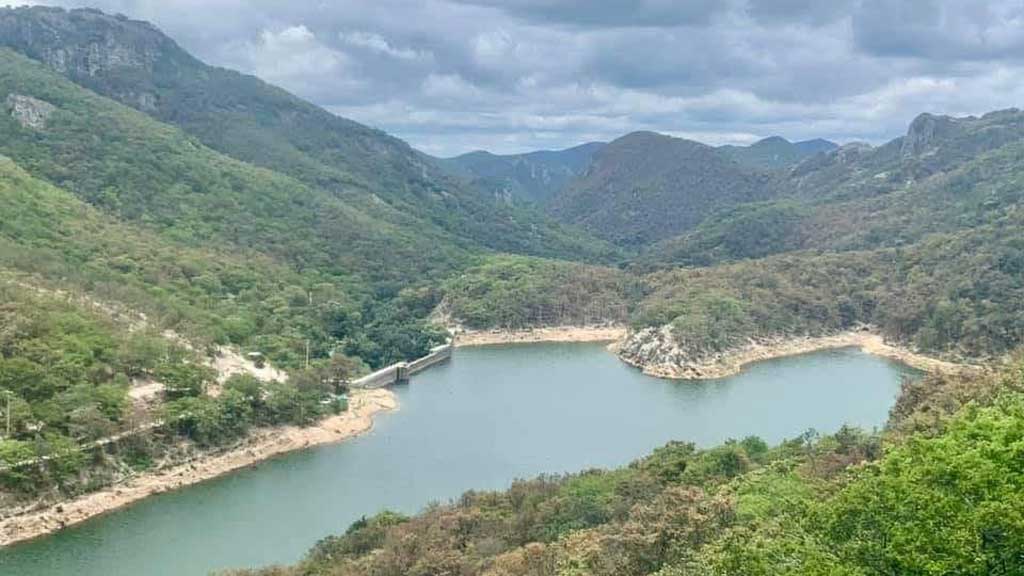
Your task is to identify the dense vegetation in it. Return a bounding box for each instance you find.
[441,256,640,330]
[440,143,606,206]
[0,279,352,499]
[719,136,837,170]
[2,11,1024,573]
[636,210,1024,360]
[0,5,615,265]
[550,132,768,247]
[226,357,1024,576]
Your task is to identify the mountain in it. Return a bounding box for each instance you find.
[720,136,838,169]
[549,131,768,247]
[0,7,614,502]
[440,142,606,205]
[449,109,1024,373]
[645,109,1024,267]
[0,5,614,263]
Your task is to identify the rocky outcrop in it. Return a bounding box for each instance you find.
[900,113,960,158]
[5,93,56,129]
[615,325,965,381]
[0,7,165,76]
[0,7,171,113]
[614,326,729,379]
[612,328,689,379]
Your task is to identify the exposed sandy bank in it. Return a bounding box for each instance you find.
[453,325,627,347]
[0,389,397,547]
[615,329,975,380]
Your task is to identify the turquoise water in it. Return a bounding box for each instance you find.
[0,343,916,575]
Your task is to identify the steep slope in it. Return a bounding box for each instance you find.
[720,136,837,170]
[0,48,473,375]
[615,110,1024,375]
[440,142,605,205]
[0,48,464,287]
[550,131,768,247]
[450,110,1024,372]
[0,5,614,262]
[648,109,1024,267]
[0,155,370,503]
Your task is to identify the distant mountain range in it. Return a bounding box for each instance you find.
[442,133,837,247]
[719,136,838,169]
[440,142,605,205]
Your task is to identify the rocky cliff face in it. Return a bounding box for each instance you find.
[900,113,960,158]
[0,7,165,74]
[5,93,56,130]
[0,6,188,113]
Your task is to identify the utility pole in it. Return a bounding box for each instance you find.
[4,391,11,439]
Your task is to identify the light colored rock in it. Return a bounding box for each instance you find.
[616,326,973,380]
[5,94,57,130]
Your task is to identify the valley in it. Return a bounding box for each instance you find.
[0,344,915,575]
[0,4,1021,576]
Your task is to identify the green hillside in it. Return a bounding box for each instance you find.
[0,5,614,263]
[440,142,606,205]
[719,136,837,170]
[550,131,769,247]
[0,6,1023,566]
[453,111,1024,365]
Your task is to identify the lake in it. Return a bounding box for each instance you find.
[0,343,917,575]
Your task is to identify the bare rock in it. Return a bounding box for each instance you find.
[5,93,57,130]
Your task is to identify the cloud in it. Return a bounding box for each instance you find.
[452,0,734,28]
[20,0,1024,156]
[338,30,429,60]
[852,0,1024,61]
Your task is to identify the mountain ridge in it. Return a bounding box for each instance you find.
[0,5,616,263]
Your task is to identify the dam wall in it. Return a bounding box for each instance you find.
[350,343,452,389]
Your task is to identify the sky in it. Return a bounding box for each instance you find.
[6,0,1024,156]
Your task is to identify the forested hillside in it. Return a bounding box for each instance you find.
[0,6,612,504]
[719,136,837,170]
[440,142,606,206]
[550,132,768,247]
[0,6,615,263]
[1,5,1024,563]
[447,110,1024,374]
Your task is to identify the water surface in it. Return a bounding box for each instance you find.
[0,343,916,575]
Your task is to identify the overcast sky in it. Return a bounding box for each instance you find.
[8,0,1024,156]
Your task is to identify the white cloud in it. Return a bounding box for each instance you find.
[338,30,428,60]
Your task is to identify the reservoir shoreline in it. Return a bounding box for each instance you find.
[454,325,627,347]
[0,388,397,548]
[453,325,972,380]
[615,329,974,380]
[0,328,965,550]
